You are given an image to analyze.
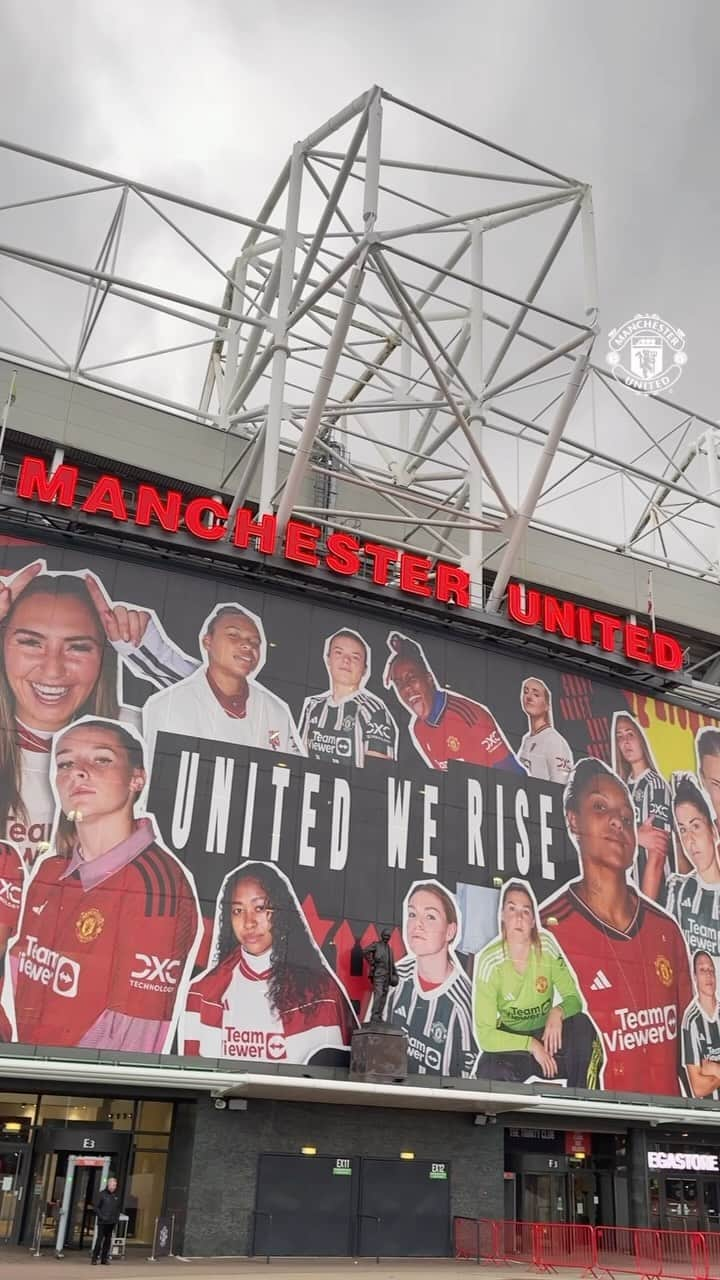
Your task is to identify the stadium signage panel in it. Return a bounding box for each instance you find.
[15,455,469,608]
[507,582,683,673]
[16,456,684,675]
[647,1152,719,1172]
[0,532,717,1102]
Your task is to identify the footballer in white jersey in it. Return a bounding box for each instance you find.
[143,602,303,760]
[518,726,573,783]
[518,677,573,784]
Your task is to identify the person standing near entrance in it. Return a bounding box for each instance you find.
[92,1175,121,1265]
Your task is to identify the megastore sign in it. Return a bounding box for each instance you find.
[0,512,715,1103]
[16,455,682,671]
[648,1152,719,1172]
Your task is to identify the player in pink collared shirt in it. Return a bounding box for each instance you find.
[5,718,201,1053]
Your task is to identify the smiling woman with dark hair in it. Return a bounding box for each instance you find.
[0,561,195,865]
[541,758,692,1095]
[181,861,356,1065]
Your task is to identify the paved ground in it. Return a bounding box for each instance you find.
[0,1255,559,1280]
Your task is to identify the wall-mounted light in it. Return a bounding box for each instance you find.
[301,1146,317,1156]
[2,1122,21,1133]
[400,1152,415,1161]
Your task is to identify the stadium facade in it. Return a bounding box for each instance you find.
[1,91,720,1256]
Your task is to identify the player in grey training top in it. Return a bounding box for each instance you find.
[299,629,398,768]
[612,712,672,904]
[666,773,720,958]
[682,951,720,1100]
[385,881,478,1078]
[517,677,573,784]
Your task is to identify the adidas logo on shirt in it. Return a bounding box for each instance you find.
[590,969,612,991]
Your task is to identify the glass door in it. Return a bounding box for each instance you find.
[523,1174,552,1222]
[702,1181,720,1232]
[569,1170,597,1225]
[65,1165,102,1250]
[663,1178,700,1230]
[0,1146,26,1243]
[522,1174,568,1223]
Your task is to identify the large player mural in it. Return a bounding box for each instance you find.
[0,538,718,1098]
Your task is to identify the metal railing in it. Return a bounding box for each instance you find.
[454,1217,720,1279]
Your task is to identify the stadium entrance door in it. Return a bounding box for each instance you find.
[357,1156,450,1257]
[21,1125,131,1251]
[253,1153,451,1257]
[253,1154,355,1256]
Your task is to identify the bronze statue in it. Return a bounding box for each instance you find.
[363,929,398,1023]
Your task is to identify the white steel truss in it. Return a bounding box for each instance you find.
[0,86,719,605]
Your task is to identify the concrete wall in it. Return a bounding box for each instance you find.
[174,1096,504,1257]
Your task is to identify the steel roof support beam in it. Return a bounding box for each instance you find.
[486,343,593,613]
[275,256,369,534]
[374,248,514,518]
[258,143,304,513]
[483,195,584,387]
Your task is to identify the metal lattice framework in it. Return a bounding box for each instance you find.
[1,85,720,607]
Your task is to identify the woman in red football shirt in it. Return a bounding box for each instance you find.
[181,861,355,1065]
[6,718,200,1052]
[541,758,692,1095]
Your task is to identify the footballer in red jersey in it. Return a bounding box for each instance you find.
[541,759,692,1096]
[383,632,524,774]
[6,718,201,1053]
[0,841,24,958]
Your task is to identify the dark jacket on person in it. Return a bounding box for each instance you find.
[95,1189,121,1226]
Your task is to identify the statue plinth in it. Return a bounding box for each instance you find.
[350,1024,408,1083]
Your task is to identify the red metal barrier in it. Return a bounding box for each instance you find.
[453,1217,480,1261]
[499,1219,537,1265]
[453,1219,713,1278]
[704,1232,720,1278]
[597,1226,651,1276]
[477,1220,499,1261]
[452,1217,505,1262]
[534,1222,599,1274]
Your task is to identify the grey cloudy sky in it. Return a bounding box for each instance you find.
[2,0,717,400]
[0,0,718,560]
